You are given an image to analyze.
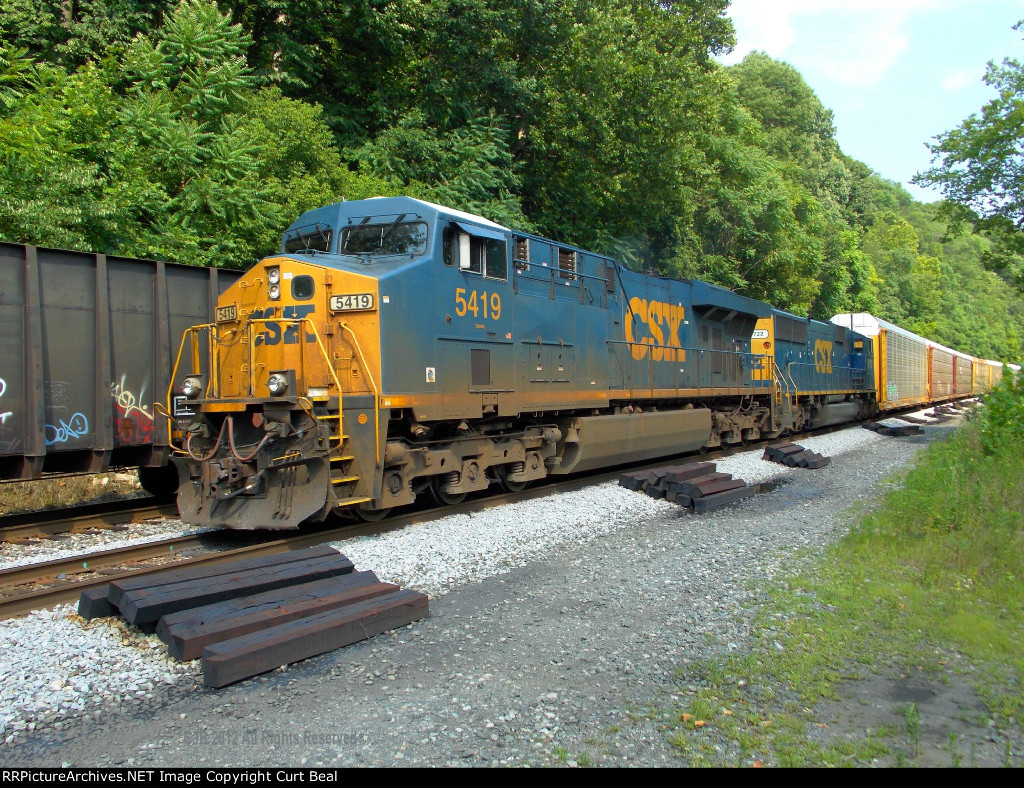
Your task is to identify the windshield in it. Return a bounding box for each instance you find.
[340,216,429,257]
[283,223,333,254]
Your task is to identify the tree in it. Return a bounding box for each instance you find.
[520,0,732,256]
[0,0,390,267]
[352,110,528,229]
[914,21,1024,292]
[0,0,167,69]
[915,23,1024,226]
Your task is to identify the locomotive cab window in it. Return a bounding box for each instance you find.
[283,223,333,254]
[443,227,454,266]
[340,215,428,258]
[455,231,507,281]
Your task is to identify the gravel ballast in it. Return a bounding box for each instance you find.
[1,419,967,765]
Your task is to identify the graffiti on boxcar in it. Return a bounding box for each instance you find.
[47,380,71,412]
[110,374,154,443]
[0,378,12,425]
[45,413,89,445]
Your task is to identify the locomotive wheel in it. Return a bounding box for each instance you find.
[138,464,179,498]
[497,469,528,493]
[502,478,528,493]
[431,477,466,506]
[355,507,392,522]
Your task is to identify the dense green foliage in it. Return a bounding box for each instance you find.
[1,0,1021,359]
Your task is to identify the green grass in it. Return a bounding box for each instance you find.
[664,390,1024,767]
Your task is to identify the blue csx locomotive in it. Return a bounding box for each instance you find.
[167,196,895,529]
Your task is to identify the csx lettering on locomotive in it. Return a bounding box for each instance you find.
[625,298,686,362]
[251,305,317,346]
[814,339,833,374]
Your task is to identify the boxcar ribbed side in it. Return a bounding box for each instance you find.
[0,243,241,484]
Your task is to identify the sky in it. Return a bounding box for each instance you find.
[720,0,1024,202]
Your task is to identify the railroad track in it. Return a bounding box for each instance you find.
[0,498,178,543]
[0,408,969,621]
[2,455,730,621]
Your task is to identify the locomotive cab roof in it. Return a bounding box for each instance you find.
[278,197,511,265]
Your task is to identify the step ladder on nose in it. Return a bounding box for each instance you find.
[312,396,370,509]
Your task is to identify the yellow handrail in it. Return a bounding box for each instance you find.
[165,316,362,460]
[783,361,800,401]
[166,322,216,415]
[340,321,381,468]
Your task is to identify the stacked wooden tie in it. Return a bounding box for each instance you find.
[77,545,427,688]
[861,421,923,437]
[762,441,831,469]
[928,400,974,421]
[619,462,755,513]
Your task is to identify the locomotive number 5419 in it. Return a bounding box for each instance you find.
[330,293,375,312]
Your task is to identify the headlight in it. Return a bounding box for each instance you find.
[267,267,281,285]
[267,373,288,396]
[269,283,281,300]
[182,377,203,399]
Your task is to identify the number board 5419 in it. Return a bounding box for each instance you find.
[216,304,237,323]
[330,294,375,312]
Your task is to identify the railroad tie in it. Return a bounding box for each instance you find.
[863,422,924,438]
[76,546,428,687]
[620,462,755,513]
[762,442,830,469]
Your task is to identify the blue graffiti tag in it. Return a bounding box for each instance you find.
[45,412,89,445]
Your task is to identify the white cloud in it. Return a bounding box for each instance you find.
[723,0,944,88]
[941,68,981,91]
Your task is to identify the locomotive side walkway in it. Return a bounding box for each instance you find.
[5,417,1012,767]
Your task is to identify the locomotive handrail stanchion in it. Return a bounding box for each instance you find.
[293,319,307,393]
[209,325,220,399]
[785,361,800,402]
[190,327,201,381]
[339,321,380,467]
[164,326,203,455]
[770,358,788,406]
[628,344,635,399]
[247,320,255,397]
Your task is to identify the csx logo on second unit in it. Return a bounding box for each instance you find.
[624,298,686,362]
[814,339,833,374]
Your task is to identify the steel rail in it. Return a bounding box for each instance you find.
[0,499,178,543]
